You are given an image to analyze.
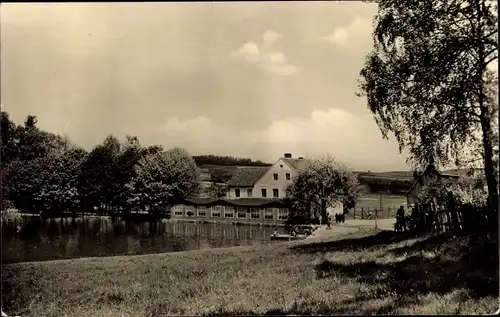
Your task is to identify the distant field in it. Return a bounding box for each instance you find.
[352,193,408,219]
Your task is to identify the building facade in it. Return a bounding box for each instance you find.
[169,197,290,225]
[225,153,308,199]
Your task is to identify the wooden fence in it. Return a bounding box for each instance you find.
[347,206,399,220]
[403,192,495,234]
[345,191,496,234]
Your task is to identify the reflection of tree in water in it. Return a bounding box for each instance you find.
[126,235,141,254]
[4,217,286,263]
[64,234,78,257]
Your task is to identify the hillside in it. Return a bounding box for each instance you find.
[196,160,479,195]
[193,155,272,167]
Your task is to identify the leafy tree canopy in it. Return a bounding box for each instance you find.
[358,0,498,206]
[285,156,366,224]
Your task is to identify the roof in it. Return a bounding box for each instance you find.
[221,198,286,207]
[179,198,288,208]
[406,165,460,196]
[184,197,217,205]
[282,158,308,170]
[198,168,213,181]
[197,165,239,182]
[228,166,269,187]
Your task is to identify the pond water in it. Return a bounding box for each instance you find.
[1,216,286,264]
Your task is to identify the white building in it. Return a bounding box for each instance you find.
[226,153,308,199]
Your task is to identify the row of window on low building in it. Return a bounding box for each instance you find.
[171,205,289,221]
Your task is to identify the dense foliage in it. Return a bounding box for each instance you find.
[357,0,498,209]
[0,111,199,215]
[417,169,489,207]
[285,156,367,225]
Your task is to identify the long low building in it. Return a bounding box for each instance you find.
[169,197,291,225]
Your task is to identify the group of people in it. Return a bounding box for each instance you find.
[395,205,407,232]
[396,204,425,232]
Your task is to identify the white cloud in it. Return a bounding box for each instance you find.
[262,52,297,76]
[323,16,373,49]
[231,32,298,76]
[230,41,260,63]
[155,109,408,171]
[262,30,282,47]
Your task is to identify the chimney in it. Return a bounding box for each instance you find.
[284,153,292,158]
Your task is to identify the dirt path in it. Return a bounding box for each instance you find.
[307,218,396,240]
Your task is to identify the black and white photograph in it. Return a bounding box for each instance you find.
[1,1,498,316]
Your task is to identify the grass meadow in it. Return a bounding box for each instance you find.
[2,228,498,317]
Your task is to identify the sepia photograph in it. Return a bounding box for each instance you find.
[1,1,498,316]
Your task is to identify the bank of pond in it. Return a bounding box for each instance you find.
[1,215,302,264]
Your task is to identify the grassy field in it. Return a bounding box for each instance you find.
[352,193,408,219]
[2,229,498,317]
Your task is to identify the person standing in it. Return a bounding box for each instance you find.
[396,205,405,231]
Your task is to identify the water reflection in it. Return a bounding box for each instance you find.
[1,216,285,264]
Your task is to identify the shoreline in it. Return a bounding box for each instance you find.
[8,213,295,228]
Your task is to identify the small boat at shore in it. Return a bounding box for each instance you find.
[270,234,308,240]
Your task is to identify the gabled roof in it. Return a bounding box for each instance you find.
[406,165,460,196]
[228,166,269,187]
[197,165,239,183]
[282,158,308,170]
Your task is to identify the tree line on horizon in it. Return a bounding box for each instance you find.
[1,110,414,216]
[1,111,201,215]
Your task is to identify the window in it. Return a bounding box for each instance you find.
[185,206,195,217]
[197,206,207,217]
[264,208,273,220]
[247,189,253,197]
[286,173,291,180]
[250,208,260,219]
[235,188,240,198]
[173,205,184,216]
[273,189,279,198]
[278,208,289,220]
[211,206,222,218]
[261,188,267,197]
[237,207,247,219]
[224,206,235,218]
[273,173,278,180]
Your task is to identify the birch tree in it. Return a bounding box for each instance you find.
[357,0,498,211]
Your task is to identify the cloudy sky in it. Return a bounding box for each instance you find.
[1,2,411,171]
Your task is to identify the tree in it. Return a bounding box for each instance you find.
[1,111,21,165]
[285,156,365,225]
[35,148,87,214]
[125,147,200,214]
[357,0,498,211]
[108,136,144,210]
[5,157,48,212]
[79,134,120,210]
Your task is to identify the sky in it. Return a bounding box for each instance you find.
[1,2,412,172]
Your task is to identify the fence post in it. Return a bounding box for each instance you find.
[447,192,460,231]
[361,207,364,219]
